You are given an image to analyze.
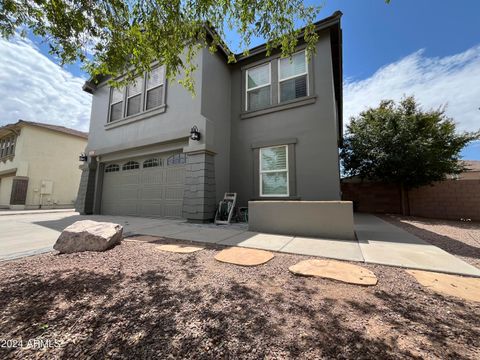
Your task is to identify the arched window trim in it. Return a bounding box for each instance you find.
[166,153,186,166]
[122,161,140,171]
[105,164,120,173]
[143,158,161,168]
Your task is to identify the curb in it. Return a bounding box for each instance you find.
[0,209,76,217]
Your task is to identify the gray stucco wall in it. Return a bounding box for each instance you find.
[200,48,232,203]
[229,30,341,207]
[86,53,205,155]
[82,29,341,218]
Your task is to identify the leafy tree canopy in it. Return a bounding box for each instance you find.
[341,97,480,189]
[0,0,322,91]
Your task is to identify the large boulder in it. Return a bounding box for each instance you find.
[54,220,123,254]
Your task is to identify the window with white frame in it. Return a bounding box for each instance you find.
[146,66,165,110]
[109,87,124,122]
[259,145,289,197]
[246,63,271,111]
[108,65,165,123]
[126,76,143,117]
[278,50,308,103]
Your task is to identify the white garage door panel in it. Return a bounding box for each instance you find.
[101,153,186,218]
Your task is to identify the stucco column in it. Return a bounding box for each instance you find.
[182,150,216,222]
[75,157,97,215]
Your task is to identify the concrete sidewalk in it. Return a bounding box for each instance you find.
[131,214,480,276]
[354,214,480,276]
[1,211,479,277]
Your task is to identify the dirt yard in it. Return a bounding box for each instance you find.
[381,214,480,269]
[0,234,479,359]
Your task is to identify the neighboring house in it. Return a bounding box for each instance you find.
[450,160,480,180]
[0,120,88,209]
[76,11,343,222]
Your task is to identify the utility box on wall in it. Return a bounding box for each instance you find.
[40,180,53,195]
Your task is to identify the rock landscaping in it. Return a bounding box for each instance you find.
[1,221,479,359]
[289,259,378,286]
[53,220,123,254]
[1,237,479,359]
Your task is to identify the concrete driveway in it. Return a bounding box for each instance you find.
[0,210,170,261]
[1,210,479,277]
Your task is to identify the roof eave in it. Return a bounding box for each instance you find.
[234,11,343,62]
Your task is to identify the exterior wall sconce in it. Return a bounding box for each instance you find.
[79,153,88,162]
[190,125,201,141]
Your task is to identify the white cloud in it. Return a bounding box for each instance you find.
[0,36,91,131]
[344,45,480,133]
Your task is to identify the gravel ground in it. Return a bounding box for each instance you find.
[0,237,479,360]
[380,214,480,268]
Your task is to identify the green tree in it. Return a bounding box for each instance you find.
[340,97,480,214]
[0,0,322,91]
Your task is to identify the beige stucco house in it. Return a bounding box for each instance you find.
[0,120,88,209]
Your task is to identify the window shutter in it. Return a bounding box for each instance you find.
[10,178,29,205]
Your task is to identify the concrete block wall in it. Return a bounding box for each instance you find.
[341,182,402,213]
[341,180,480,221]
[409,180,480,221]
[182,151,217,222]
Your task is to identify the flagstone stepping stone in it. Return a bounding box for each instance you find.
[406,270,480,303]
[156,244,204,253]
[215,247,274,266]
[289,259,378,286]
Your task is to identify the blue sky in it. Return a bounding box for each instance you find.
[0,0,479,159]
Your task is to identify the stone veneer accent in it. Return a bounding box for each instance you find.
[182,151,216,222]
[75,159,97,215]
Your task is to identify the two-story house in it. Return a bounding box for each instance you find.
[76,11,343,223]
[0,120,88,209]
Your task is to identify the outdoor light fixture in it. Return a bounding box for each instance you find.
[79,153,88,162]
[190,125,201,141]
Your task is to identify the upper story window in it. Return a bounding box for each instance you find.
[246,63,271,111]
[0,135,16,160]
[110,87,124,122]
[146,66,165,110]
[126,76,143,117]
[259,145,289,197]
[108,65,166,123]
[243,50,310,114]
[278,51,308,102]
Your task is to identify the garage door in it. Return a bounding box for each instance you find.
[101,152,186,218]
